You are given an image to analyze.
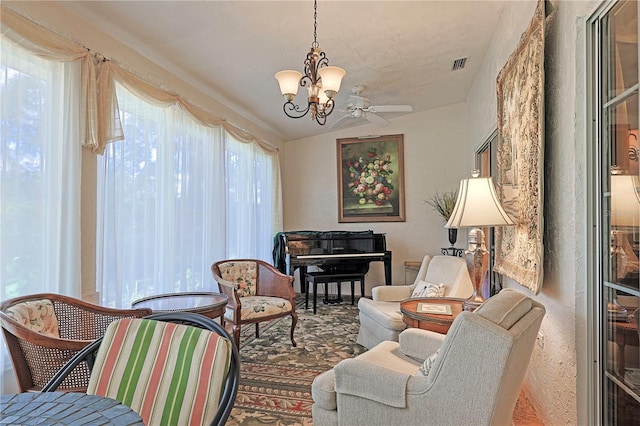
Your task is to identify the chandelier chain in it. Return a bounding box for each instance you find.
[312,0,318,48]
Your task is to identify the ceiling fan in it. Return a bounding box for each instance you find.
[330,85,413,129]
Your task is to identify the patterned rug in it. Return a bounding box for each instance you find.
[225,294,542,426]
[226,295,366,426]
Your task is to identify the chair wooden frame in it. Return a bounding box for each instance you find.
[211,259,297,347]
[0,293,151,392]
[42,312,240,426]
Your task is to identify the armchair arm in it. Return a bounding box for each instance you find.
[371,285,412,302]
[334,358,410,408]
[398,328,445,361]
[213,276,240,310]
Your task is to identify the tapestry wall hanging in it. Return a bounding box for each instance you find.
[337,134,405,223]
[494,0,545,294]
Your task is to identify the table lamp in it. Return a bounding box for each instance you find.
[609,169,640,318]
[446,170,515,310]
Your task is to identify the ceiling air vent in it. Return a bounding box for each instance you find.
[452,57,467,71]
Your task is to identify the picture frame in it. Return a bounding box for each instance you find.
[493,0,545,294]
[337,134,405,223]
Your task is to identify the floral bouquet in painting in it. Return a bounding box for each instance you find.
[347,147,394,205]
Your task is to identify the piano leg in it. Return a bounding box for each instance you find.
[384,252,393,285]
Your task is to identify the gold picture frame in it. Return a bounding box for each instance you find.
[337,134,405,223]
[494,0,545,294]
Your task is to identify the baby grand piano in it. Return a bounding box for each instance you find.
[273,230,392,286]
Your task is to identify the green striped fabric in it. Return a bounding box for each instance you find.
[87,318,232,426]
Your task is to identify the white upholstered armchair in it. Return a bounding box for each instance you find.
[357,254,473,349]
[313,289,545,426]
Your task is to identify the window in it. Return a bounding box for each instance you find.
[0,39,82,300]
[589,1,640,423]
[97,85,278,308]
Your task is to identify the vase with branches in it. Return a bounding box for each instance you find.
[425,190,458,246]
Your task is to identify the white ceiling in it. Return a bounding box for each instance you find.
[60,1,506,142]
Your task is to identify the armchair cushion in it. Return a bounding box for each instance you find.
[410,281,445,298]
[5,299,59,338]
[229,296,293,322]
[357,299,406,331]
[88,317,232,426]
[216,261,257,297]
[475,288,532,329]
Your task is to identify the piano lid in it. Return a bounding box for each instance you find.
[272,230,386,272]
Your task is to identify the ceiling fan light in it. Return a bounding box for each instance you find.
[275,70,302,100]
[318,66,346,97]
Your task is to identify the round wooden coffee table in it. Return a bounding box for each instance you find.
[132,291,228,320]
[400,297,465,334]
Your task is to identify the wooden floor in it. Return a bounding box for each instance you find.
[513,390,544,425]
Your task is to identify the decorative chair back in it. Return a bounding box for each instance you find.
[0,293,151,392]
[216,260,258,297]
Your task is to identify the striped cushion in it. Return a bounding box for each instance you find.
[87,318,232,426]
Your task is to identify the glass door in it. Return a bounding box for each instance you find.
[591,0,640,423]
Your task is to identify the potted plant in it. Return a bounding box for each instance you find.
[425,190,458,246]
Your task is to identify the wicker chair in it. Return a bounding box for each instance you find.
[0,293,151,392]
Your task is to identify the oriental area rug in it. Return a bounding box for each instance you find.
[226,295,542,426]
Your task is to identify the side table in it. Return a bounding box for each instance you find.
[400,297,465,334]
[132,291,228,320]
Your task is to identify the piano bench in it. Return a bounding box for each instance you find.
[304,272,365,314]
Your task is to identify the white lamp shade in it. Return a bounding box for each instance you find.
[318,86,329,105]
[318,66,346,94]
[445,176,515,228]
[611,174,640,227]
[275,70,302,96]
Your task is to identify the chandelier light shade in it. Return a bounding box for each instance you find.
[274,0,346,125]
[445,170,515,311]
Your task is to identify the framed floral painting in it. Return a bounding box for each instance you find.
[337,134,405,223]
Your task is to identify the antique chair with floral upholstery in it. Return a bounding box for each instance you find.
[0,293,151,392]
[211,258,297,347]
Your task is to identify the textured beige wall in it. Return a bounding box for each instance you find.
[466,1,600,424]
[282,103,472,293]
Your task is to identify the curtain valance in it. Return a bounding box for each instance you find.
[1,6,98,150]
[1,5,278,157]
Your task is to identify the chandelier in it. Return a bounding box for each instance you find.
[274,0,346,125]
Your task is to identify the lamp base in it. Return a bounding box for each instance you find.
[464,227,489,313]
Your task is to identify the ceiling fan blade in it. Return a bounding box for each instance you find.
[368,105,413,113]
[363,111,391,127]
[329,113,354,130]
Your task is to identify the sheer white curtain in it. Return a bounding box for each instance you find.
[0,38,82,393]
[225,134,278,258]
[0,39,82,300]
[97,85,278,308]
